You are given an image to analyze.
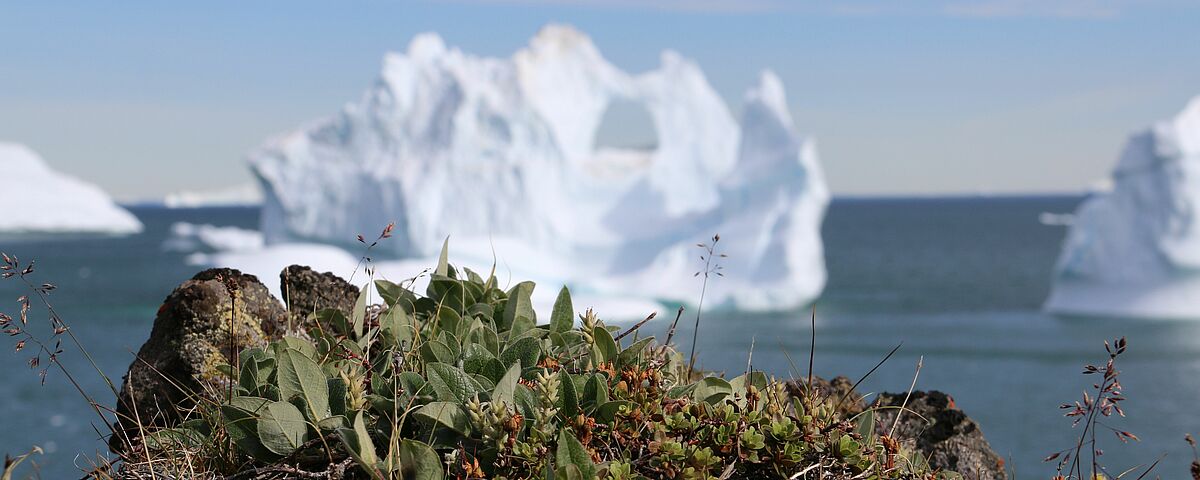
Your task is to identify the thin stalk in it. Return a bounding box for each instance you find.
[21,275,120,398]
[686,235,721,380]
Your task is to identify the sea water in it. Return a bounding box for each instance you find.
[2,197,1199,478]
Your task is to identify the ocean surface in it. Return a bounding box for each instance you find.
[3,197,1200,478]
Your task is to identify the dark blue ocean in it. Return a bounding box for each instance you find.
[3,197,1200,478]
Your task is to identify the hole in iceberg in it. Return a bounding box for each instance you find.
[592,99,658,152]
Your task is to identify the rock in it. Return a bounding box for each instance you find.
[873,391,1007,480]
[784,375,866,417]
[279,264,360,319]
[110,268,286,452]
[785,378,1005,479]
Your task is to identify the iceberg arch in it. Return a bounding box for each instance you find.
[249,25,828,311]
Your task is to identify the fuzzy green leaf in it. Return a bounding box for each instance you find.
[350,287,369,339]
[257,401,308,456]
[220,405,277,461]
[492,363,522,407]
[275,346,331,421]
[591,326,618,366]
[549,286,573,333]
[502,281,536,335]
[616,337,654,370]
[425,362,485,403]
[595,401,630,423]
[500,336,541,370]
[582,374,608,409]
[415,401,471,435]
[692,377,732,405]
[338,411,382,479]
[555,429,596,479]
[400,439,444,480]
[855,409,876,443]
[379,306,412,347]
[559,371,579,418]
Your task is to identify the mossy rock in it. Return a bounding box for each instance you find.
[111,268,286,452]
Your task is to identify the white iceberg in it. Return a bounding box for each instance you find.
[0,142,142,235]
[1046,96,1200,319]
[163,183,262,208]
[236,25,826,312]
[162,222,264,253]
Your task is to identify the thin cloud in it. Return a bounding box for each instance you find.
[448,0,1185,18]
[941,0,1122,19]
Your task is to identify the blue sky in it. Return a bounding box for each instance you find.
[2,0,1199,198]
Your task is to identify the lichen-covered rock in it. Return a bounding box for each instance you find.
[873,391,1007,480]
[110,268,286,452]
[279,264,359,319]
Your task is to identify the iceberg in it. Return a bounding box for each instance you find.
[163,183,262,208]
[241,25,827,312]
[1046,96,1200,319]
[0,142,142,235]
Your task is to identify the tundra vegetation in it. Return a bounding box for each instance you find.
[0,238,972,479]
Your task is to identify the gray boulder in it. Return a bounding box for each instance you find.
[110,268,286,452]
[874,391,1007,480]
[280,264,360,320]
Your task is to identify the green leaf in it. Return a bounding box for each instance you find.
[425,362,485,403]
[428,275,467,315]
[492,363,522,407]
[616,337,654,369]
[436,237,450,277]
[221,405,278,461]
[502,281,536,334]
[327,377,348,417]
[582,374,608,409]
[400,439,444,480]
[436,305,464,337]
[555,465,584,480]
[350,287,369,339]
[559,371,579,418]
[379,306,413,347]
[275,346,331,421]
[317,415,348,431]
[555,429,596,479]
[500,336,542,369]
[229,395,271,413]
[419,339,456,365]
[596,401,630,423]
[513,384,538,420]
[280,336,319,361]
[257,401,308,456]
[591,326,618,366]
[144,427,206,450]
[549,286,573,333]
[855,409,876,443]
[414,401,471,435]
[729,371,768,395]
[374,279,404,308]
[338,411,382,480]
[239,354,262,393]
[397,372,429,400]
[692,377,732,405]
[462,343,496,373]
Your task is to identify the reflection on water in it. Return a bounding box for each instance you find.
[1,198,1199,477]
